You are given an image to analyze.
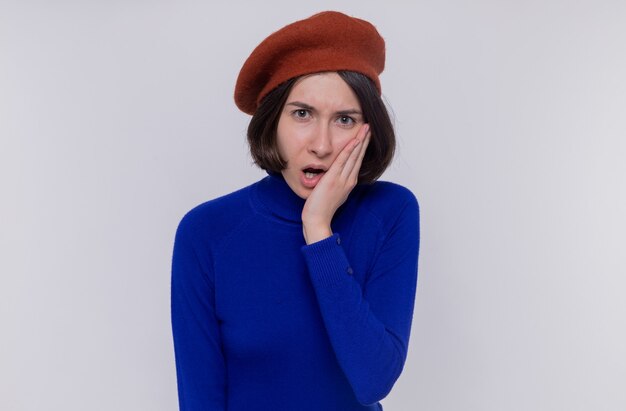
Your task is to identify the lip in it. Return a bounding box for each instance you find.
[301,163,328,172]
[300,168,326,188]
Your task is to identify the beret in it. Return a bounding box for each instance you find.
[234,11,386,115]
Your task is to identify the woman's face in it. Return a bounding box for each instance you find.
[276,72,364,199]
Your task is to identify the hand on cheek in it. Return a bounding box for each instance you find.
[301,124,371,244]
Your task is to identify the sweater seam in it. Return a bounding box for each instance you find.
[182,214,216,290]
[212,211,259,260]
[357,205,385,284]
[365,196,413,286]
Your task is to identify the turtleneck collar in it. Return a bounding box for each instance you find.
[252,171,306,224]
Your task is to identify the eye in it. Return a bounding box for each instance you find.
[291,109,311,120]
[337,115,356,127]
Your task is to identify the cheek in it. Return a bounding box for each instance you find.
[276,121,307,158]
[334,129,359,150]
[275,119,291,158]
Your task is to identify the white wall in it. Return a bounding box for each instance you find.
[1,1,624,410]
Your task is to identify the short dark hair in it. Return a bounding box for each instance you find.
[246,71,395,184]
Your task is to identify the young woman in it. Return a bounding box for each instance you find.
[171,11,420,411]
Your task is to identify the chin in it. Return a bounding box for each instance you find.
[282,171,309,200]
[293,187,310,200]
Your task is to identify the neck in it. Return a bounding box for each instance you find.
[253,171,306,224]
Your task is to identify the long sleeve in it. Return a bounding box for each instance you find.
[171,215,226,410]
[300,192,420,406]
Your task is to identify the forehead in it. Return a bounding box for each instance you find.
[286,72,361,110]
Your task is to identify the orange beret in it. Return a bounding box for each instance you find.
[234,11,386,115]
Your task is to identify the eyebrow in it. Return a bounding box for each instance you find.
[285,101,363,116]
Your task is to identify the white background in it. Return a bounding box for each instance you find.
[1,1,625,410]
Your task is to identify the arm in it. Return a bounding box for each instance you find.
[171,215,226,410]
[300,194,420,405]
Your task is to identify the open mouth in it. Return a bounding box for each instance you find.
[300,167,327,188]
[303,168,325,179]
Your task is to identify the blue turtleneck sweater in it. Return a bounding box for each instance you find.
[170,172,420,410]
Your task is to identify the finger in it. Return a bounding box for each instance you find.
[347,130,371,182]
[341,135,363,179]
[328,126,365,176]
[341,125,370,180]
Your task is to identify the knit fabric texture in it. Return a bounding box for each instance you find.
[171,171,420,410]
[234,11,386,115]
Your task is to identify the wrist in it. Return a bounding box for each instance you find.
[302,223,332,245]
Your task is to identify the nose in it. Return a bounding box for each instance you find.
[307,123,333,157]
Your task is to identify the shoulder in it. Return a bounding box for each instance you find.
[342,180,420,254]
[175,182,256,244]
[343,180,420,237]
[357,180,419,219]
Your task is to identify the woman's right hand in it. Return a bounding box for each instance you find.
[301,123,371,244]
